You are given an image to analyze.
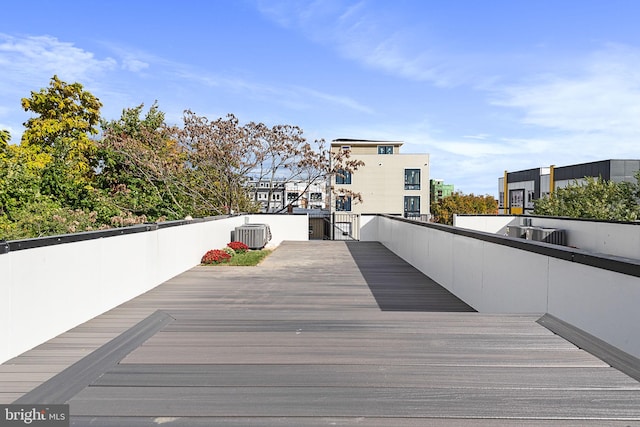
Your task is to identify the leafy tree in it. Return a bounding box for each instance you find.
[533,176,640,221]
[1,77,111,240]
[1,194,105,240]
[243,121,325,212]
[0,143,106,240]
[431,192,498,225]
[0,129,10,147]
[97,102,184,220]
[0,141,51,236]
[21,75,102,150]
[179,111,257,215]
[4,76,362,238]
[20,75,103,209]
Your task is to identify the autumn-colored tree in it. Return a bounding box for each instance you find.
[21,75,103,209]
[533,176,640,221]
[21,75,102,150]
[179,112,354,215]
[1,77,114,240]
[0,141,104,239]
[97,103,186,220]
[3,76,360,239]
[431,192,498,225]
[0,129,10,147]
[179,111,257,215]
[243,122,351,212]
[0,130,12,235]
[1,126,48,237]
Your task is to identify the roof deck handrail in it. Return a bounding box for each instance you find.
[0,214,243,253]
[379,213,640,279]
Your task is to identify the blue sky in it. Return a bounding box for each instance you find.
[2,0,640,196]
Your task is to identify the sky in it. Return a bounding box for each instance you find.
[2,0,640,196]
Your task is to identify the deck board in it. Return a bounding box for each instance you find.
[1,240,639,425]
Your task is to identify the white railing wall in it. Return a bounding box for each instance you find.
[455,214,640,259]
[453,214,515,234]
[0,214,308,364]
[364,214,640,359]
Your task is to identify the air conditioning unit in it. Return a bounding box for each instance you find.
[234,223,272,249]
[507,225,526,238]
[526,227,566,246]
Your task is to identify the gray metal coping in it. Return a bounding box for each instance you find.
[538,313,640,382]
[378,214,640,278]
[13,310,174,404]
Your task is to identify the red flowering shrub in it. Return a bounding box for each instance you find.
[201,249,232,264]
[227,241,249,253]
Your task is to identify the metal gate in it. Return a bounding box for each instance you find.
[328,213,360,240]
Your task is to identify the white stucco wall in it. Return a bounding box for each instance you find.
[0,214,308,364]
[368,215,640,359]
[454,215,515,234]
[455,214,640,260]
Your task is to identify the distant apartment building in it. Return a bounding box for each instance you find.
[285,179,328,210]
[498,159,640,214]
[330,139,430,218]
[246,178,285,212]
[430,179,454,203]
[247,178,328,213]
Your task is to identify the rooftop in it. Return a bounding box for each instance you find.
[2,241,639,425]
[331,138,404,146]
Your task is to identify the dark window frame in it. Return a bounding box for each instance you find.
[335,169,352,184]
[336,196,352,211]
[404,196,420,214]
[404,168,421,190]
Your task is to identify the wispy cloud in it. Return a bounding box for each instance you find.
[463,134,491,140]
[255,1,481,87]
[0,32,374,137]
[493,44,640,136]
[294,86,374,114]
[96,41,156,74]
[173,66,374,114]
[0,34,117,86]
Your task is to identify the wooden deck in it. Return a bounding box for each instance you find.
[1,241,639,426]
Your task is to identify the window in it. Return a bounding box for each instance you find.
[404,196,420,215]
[404,169,420,190]
[510,189,523,207]
[310,192,322,201]
[336,196,352,211]
[335,169,351,184]
[287,192,298,201]
[378,145,393,154]
[526,190,535,208]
